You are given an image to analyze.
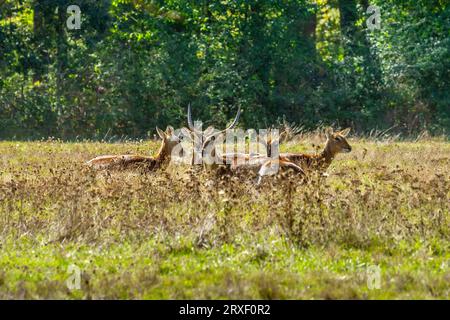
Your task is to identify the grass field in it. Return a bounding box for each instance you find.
[0,134,449,299]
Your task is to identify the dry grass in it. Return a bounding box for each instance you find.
[0,133,448,299]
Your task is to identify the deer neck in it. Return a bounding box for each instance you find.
[202,139,218,165]
[319,142,335,167]
[154,142,169,163]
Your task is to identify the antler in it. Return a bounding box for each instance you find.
[186,105,242,162]
[280,119,303,144]
[187,104,241,136]
[223,106,241,132]
[203,106,241,143]
[187,103,195,131]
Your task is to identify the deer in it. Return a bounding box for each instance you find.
[187,105,290,173]
[183,103,242,171]
[256,127,352,184]
[185,107,298,177]
[86,126,182,171]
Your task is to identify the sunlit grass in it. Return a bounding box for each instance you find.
[0,135,448,299]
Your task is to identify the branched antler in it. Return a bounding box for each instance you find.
[279,119,303,144]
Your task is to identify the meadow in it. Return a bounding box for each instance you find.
[0,133,448,299]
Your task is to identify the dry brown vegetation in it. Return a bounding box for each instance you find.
[0,133,449,299]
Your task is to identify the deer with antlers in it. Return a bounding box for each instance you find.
[184,106,305,177]
[183,104,242,171]
[86,126,182,171]
[256,127,352,184]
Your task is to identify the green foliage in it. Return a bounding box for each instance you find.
[0,0,449,139]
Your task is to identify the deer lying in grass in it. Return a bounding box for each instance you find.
[184,110,301,177]
[257,127,352,184]
[214,127,304,176]
[86,126,181,171]
[186,104,290,176]
[184,103,242,171]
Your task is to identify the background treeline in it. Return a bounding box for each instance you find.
[0,0,449,139]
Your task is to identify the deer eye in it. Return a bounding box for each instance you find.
[335,136,342,141]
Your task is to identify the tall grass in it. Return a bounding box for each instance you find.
[0,133,448,298]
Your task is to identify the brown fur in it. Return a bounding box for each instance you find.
[280,127,351,171]
[257,128,352,182]
[184,104,241,170]
[86,126,180,171]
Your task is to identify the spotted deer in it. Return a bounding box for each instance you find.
[86,126,182,171]
[257,127,352,183]
[186,104,289,177]
[184,104,242,170]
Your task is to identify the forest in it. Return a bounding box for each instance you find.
[0,0,449,139]
[0,1,449,300]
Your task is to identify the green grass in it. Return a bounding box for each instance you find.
[1,237,448,299]
[0,137,449,299]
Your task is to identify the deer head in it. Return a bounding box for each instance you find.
[324,127,352,156]
[186,104,241,164]
[155,126,182,160]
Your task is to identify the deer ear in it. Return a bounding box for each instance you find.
[156,127,166,140]
[166,126,175,135]
[180,127,193,142]
[180,127,191,135]
[339,128,351,137]
[325,127,334,139]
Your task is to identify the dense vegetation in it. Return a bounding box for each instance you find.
[1,0,449,139]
